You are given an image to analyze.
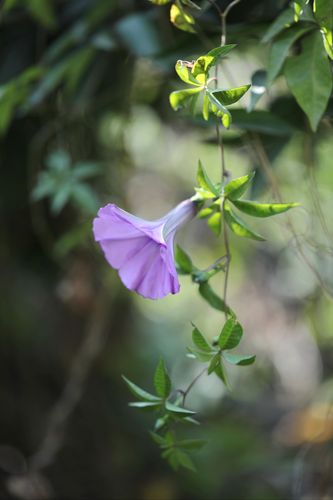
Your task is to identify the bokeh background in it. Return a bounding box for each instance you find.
[1,0,333,499]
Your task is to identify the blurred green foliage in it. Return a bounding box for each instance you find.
[1,0,333,499]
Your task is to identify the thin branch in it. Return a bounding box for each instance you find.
[180,367,207,406]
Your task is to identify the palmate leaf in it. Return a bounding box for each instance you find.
[154,359,172,398]
[231,199,299,217]
[224,173,254,200]
[224,202,265,241]
[122,376,162,402]
[284,30,332,131]
[218,318,243,350]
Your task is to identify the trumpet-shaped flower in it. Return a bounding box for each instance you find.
[93,199,196,299]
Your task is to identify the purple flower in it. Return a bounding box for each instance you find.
[93,199,196,299]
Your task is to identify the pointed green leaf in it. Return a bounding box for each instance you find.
[165,401,196,416]
[194,187,217,200]
[122,376,162,402]
[150,432,167,446]
[191,45,236,82]
[223,353,256,366]
[198,282,230,313]
[284,30,332,131]
[211,85,250,106]
[175,245,193,274]
[198,207,214,218]
[224,172,255,200]
[192,324,213,352]
[169,87,202,111]
[129,401,162,410]
[266,25,313,85]
[231,199,299,217]
[262,8,294,43]
[154,359,172,398]
[202,92,210,120]
[51,185,72,215]
[197,160,219,195]
[148,0,170,4]
[187,347,214,362]
[224,203,265,241]
[174,450,196,471]
[218,319,243,350]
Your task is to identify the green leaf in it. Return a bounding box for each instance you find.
[247,70,267,112]
[224,203,265,241]
[262,7,294,43]
[223,353,256,366]
[165,401,196,416]
[191,45,236,81]
[197,160,219,195]
[174,450,196,471]
[207,212,221,235]
[266,25,313,85]
[154,359,172,398]
[71,184,99,214]
[175,245,193,274]
[231,199,299,217]
[129,401,162,410]
[284,30,333,131]
[192,324,213,352]
[72,162,103,179]
[170,2,196,33]
[293,0,309,22]
[218,318,243,350]
[198,282,230,313]
[207,92,231,118]
[187,347,214,362]
[51,185,72,215]
[212,85,250,106]
[177,439,206,450]
[175,61,201,86]
[150,432,167,446]
[208,353,221,375]
[198,207,214,218]
[122,376,162,402]
[224,172,254,200]
[169,87,202,111]
[193,187,217,200]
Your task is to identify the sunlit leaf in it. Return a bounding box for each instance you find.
[231,199,299,217]
[207,212,221,235]
[169,87,202,111]
[175,61,201,86]
[224,173,254,200]
[224,203,265,241]
[154,359,172,398]
[147,0,170,4]
[129,401,162,410]
[212,85,250,106]
[191,45,236,81]
[170,2,196,33]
